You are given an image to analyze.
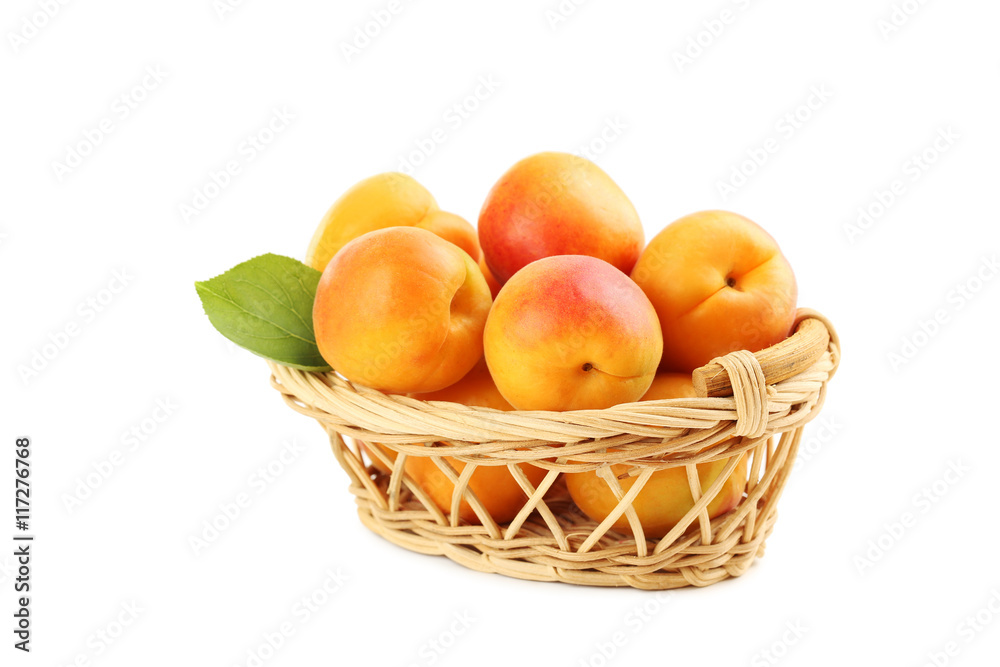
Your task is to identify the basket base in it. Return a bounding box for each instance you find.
[323,414,804,590]
[352,477,776,590]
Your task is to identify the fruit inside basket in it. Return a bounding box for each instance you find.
[197,152,840,589]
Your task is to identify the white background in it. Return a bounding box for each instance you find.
[3,0,999,665]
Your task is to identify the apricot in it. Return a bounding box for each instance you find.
[478,254,502,300]
[305,173,438,271]
[565,373,748,538]
[413,357,513,410]
[313,227,491,393]
[631,210,797,372]
[415,210,480,260]
[641,371,699,400]
[305,173,479,271]
[361,443,396,474]
[483,255,662,411]
[405,359,547,524]
[478,152,644,284]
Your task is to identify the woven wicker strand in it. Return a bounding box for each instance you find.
[268,309,839,589]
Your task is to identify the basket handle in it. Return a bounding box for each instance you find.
[692,314,831,398]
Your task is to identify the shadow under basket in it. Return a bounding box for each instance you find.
[268,309,840,590]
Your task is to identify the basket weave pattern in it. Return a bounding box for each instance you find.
[268,311,840,589]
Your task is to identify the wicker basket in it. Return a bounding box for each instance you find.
[268,309,839,589]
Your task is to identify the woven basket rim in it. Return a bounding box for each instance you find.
[280,309,836,403]
[266,309,839,464]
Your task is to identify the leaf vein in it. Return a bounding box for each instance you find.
[199,283,315,345]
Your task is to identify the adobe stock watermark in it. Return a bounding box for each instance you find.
[188,438,306,556]
[339,0,416,63]
[7,0,73,54]
[394,75,500,176]
[0,555,16,587]
[219,335,243,357]
[56,601,144,666]
[547,270,652,366]
[854,459,969,575]
[544,0,592,31]
[887,254,997,372]
[178,106,295,224]
[750,620,808,667]
[405,611,477,667]
[232,567,349,667]
[574,116,628,163]
[213,0,250,20]
[16,268,135,386]
[672,0,756,73]
[715,84,833,202]
[843,126,958,244]
[789,414,844,479]
[918,588,1000,667]
[61,398,179,514]
[877,0,932,41]
[51,65,168,183]
[576,592,674,666]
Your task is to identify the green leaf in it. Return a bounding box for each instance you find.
[195,253,331,372]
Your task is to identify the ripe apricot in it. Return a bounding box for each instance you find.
[565,373,748,538]
[631,210,797,372]
[484,255,662,411]
[305,172,478,271]
[306,173,438,271]
[406,359,547,524]
[313,227,491,393]
[415,210,480,260]
[478,254,502,300]
[478,152,644,284]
